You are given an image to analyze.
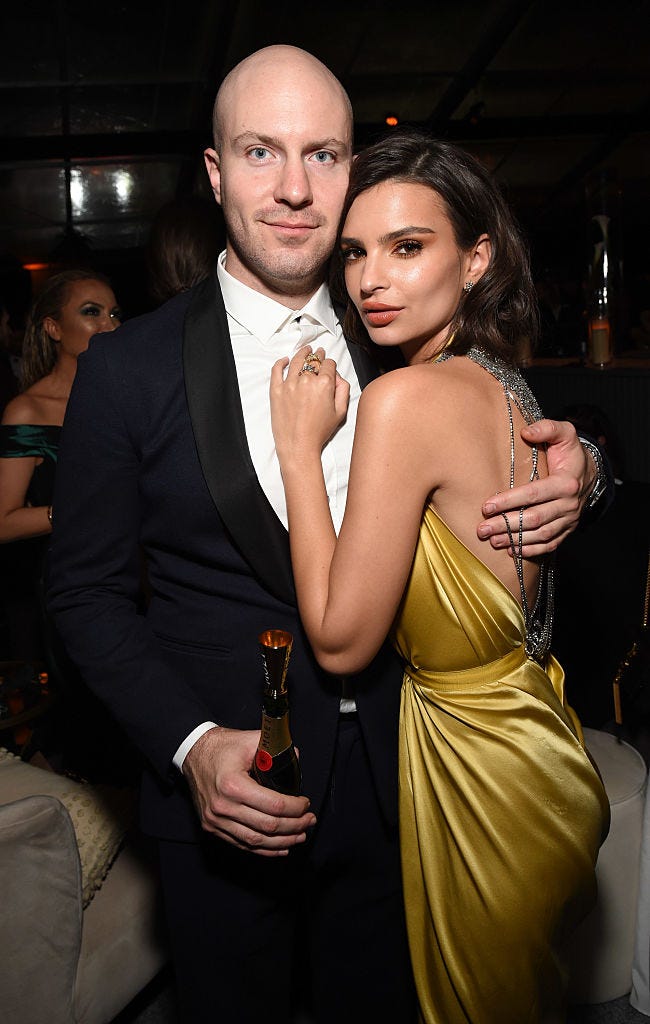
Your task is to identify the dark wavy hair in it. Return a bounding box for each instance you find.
[333,129,539,364]
[146,196,222,306]
[21,268,112,390]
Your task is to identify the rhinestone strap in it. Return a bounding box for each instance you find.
[437,346,554,661]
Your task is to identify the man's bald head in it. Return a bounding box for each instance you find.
[212,45,353,155]
[204,44,354,303]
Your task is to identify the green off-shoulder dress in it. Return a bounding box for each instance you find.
[0,423,61,506]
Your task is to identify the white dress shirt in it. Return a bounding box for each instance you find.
[174,254,362,769]
[218,253,361,532]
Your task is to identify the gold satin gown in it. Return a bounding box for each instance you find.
[392,507,609,1024]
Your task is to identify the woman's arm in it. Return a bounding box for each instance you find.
[271,348,434,675]
[0,397,53,542]
[0,454,51,542]
[477,419,606,556]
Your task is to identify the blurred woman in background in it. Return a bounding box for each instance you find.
[0,270,131,781]
[0,269,120,546]
[146,195,222,306]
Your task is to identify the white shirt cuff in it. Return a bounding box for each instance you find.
[173,721,219,772]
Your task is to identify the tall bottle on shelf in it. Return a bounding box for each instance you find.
[250,629,301,796]
[587,286,613,367]
[585,169,624,366]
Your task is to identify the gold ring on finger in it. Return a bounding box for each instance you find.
[298,361,319,376]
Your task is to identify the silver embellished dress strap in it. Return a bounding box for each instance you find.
[437,346,554,661]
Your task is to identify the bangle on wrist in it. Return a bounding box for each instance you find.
[578,437,606,510]
[47,505,53,525]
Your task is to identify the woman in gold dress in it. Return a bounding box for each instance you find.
[270,131,609,1023]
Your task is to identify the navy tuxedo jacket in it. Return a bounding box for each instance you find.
[47,274,403,841]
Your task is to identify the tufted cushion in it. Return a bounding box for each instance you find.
[0,747,134,906]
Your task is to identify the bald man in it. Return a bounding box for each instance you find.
[48,46,605,1022]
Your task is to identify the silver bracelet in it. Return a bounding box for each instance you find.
[578,437,607,510]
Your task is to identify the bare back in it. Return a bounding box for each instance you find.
[422,355,545,607]
[347,353,546,619]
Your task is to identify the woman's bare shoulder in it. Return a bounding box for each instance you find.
[362,361,454,400]
[1,379,62,426]
[1,392,42,426]
[360,358,473,421]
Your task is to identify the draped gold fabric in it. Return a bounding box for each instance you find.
[392,507,609,1024]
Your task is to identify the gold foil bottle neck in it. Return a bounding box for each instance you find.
[258,629,293,695]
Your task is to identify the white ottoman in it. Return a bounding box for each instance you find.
[566,727,647,1004]
[631,764,650,1015]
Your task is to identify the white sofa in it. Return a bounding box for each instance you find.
[0,749,169,1024]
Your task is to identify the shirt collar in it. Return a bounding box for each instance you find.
[217,249,339,345]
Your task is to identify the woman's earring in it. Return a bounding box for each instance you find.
[463,281,474,292]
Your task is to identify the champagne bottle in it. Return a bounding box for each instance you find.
[251,629,301,795]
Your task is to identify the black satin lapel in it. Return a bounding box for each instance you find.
[347,339,380,389]
[183,275,295,605]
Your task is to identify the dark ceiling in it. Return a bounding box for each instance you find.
[1,0,649,289]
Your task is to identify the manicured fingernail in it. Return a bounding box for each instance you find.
[477,524,491,537]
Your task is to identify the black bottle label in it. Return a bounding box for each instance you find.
[251,741,301,795]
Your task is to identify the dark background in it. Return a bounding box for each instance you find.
[0,0,649,337]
